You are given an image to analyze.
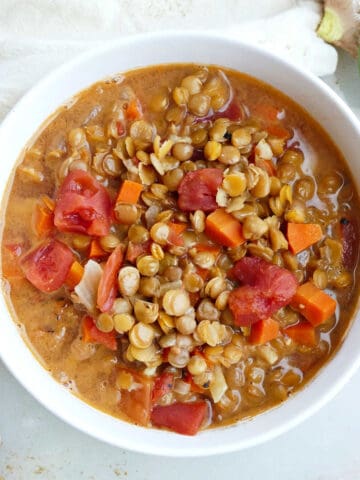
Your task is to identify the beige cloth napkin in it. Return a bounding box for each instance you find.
[0,0,337,122]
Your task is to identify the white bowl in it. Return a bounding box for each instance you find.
[1,32,360,457]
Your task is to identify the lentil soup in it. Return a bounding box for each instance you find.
[1,64,359,435]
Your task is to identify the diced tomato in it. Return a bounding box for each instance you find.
[81,315,117,351]
[119,370,152,426]
[151,401,208,436]
[54,170,112,236]
[152,372,174,403]
[340,217,359,269]
[20,239,74,293]
[228,257,298,326]
[178,168,223,212]
[125,240,152,263]
[97,245,124,312]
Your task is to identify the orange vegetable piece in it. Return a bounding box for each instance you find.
[266,124,291,140]
[125,99,143,121]
[116,179,144,204]
[32,202,54,238]
[168,222,187,246]
[89,239,107,258]
[195,243,221,257]
[81,315,117,351]
[125,240,152,263]
[65,260,84,289]
[284,321,318,347]
[252,103,280,123]
[118,369,153,426]
[255,158,277,177]
[287,223,323,254]
[291,281,337,326]
[249,317,280,345]
[205,209,245,248]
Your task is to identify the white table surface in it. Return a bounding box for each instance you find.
[1,51,360,480]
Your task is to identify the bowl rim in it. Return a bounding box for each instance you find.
[1,30,360,457]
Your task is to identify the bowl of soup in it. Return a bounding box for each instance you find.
[1,32,360,456]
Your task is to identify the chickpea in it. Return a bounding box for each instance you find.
[204,141,222,161]
[293,176,315,201]
[149,88,169,112]
[196,299,220,322]
[175,315,197,335]
[114,203,139,225]
[242,215,268,240]
[113,313,135,333]
[139,277,161,297]
[231,128,252,148]
[172,86,190,106]
[187,355,207,376]
[99,234,120,252]
[172,143,194,161]
[128,225,150,244]
[188,93,211,117]
[118,266,140,297]
[162,168,184,191]
[219,145,241,165]
[181,75,202,95]
[111,297,132,315]
[134,299,159,324]
[137,255,160,276]
[96,313,114,333]
[162,289,191,316]
[168,346,190,368]
[183,271,204,293]
[150,222,170,245]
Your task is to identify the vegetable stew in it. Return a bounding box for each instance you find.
[1,64,359,436]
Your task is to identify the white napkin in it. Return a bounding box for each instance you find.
[0,0,337,122]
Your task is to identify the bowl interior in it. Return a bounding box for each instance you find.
[1,32,360,456]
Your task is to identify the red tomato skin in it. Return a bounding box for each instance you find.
[97,245,124,312]
[151,401,207,436]
[152,372,174,403]
[178,168,223,212]
[54,170,112,236]
[20,239,74,293]
[228,257,298,326]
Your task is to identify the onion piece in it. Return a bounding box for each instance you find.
[74,259,103,312]
[210,365,228,403]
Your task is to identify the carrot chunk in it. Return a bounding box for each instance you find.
[284,321,318,347]
[205,209,245,248]
[168,222,187,246]
[32,202,54,237]
[65,260,84,289]
[116,180,144,205]
[291,281,337,326]
[249,317,280,345]
[125,99,143,121]
[89,239,107,258]
[287,223,323,254]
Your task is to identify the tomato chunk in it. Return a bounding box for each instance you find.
[228,257,298,326]
[54,170,112,236]
[20,239,73,293]
[97,245,124,312]
[152,372,174,403]
[151,401,207,436]
[178,168,223,212]
[118,370,152,426]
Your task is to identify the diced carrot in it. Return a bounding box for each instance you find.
[266,124,291,140]
[32,203,54,238]
[249,317,280,345]
[255,158,277,177]
[168,222,187,246]
[284,321,318,347]
[118,370,153,426]
[116,179,144,205]
[205,209,245,248]
[125,239,152,263]
[125,99,143,121]
[252,103,280,123]
[89,239,107,258]
[291,281,337,326]
[65,260,84,289]
[81,315,117,351]
[195,243,221,257]
[287,223,323,254]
